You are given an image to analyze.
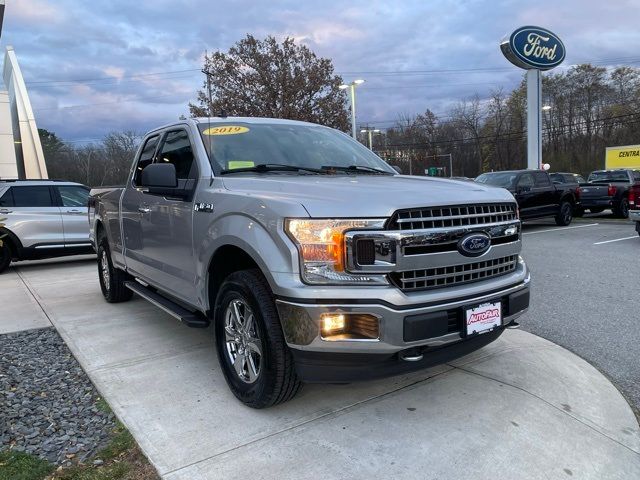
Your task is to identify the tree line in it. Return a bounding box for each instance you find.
[373,64,640,177]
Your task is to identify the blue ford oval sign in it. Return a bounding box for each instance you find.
[501,26,565,70]
[458,233,491,257]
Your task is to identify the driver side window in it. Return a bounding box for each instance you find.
[133,135,160,186]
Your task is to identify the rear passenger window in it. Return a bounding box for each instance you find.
[0,189,13,207]
[133,135,160,186]
[157,130,196,180]
[533,172,551,187]
[12,186,53,207]
[58,186,89,207]
[517,173,534,188]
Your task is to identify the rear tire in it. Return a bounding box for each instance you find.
[555,201,573,226]
[214,269,301,408]
[613,198,629,219]
[0,241,11,274]
[97,236,133,303]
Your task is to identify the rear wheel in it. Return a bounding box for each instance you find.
[613,198,629,218]
[97,236,133,303]
[555,201,573,226]
[214,269,301,408]
[0,241,11,273]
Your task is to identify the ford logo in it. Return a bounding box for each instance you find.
[501,26,565,70]
[458,233,491,257]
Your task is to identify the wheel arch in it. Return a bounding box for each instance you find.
[0,226,22,259]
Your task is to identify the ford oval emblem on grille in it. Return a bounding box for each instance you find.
[458,233,491,257]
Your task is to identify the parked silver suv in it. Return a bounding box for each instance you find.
[0,180,93,273]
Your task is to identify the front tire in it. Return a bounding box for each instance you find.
[555,201,573,226]
[214,269,301,408]
[97,237,133,303]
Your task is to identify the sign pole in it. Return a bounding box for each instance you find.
[526,69,542,170]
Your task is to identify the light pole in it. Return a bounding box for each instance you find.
[339,79,365,139]
[360,127,380,150]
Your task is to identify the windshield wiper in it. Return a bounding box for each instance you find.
[220,163,327,175]
[321,165,393,175]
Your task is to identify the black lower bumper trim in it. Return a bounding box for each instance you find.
[291,328,504,383]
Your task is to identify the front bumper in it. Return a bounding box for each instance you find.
[276,271,530,382]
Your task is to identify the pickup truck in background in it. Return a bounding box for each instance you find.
[89,117,530,408]
[629,183,640,236]
[578,169,640,218]
[475,169,578,226]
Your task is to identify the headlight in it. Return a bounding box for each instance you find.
[285,218,387,285]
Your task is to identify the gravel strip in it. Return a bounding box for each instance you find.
[0,327,116,466]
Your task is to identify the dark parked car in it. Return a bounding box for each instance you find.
[578,169,640,218]
[475,170,578,226]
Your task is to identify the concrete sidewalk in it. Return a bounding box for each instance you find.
[4,258,640,479]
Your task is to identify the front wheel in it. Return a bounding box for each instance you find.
[97,237,133,303]
[214,269,301,408]
[555,201,573,226]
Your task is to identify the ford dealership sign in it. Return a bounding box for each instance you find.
[501,26,565,70]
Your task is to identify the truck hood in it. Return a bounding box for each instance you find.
[222,175,515,217]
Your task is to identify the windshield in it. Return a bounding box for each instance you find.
[475,172,517,188]
[588,171,629,183]
[198,122,395,174]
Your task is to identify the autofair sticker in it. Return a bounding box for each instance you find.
[203,126,250,136]
[465,301,502,335]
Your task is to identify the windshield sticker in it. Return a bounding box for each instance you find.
[227,160,255,169]
[203,126,250,136]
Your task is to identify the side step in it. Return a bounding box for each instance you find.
[124,281,210,328]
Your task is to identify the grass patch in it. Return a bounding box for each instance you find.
[52,462,130,480]
[94,398,112,415]
[96,422,134,461]
[0,450,54,480]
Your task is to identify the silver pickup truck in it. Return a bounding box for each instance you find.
[89,117,530,408]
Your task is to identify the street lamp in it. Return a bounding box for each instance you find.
[339,79,365,139]
[360,127,380,150]
[541,105,552,111]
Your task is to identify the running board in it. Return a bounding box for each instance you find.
[124,281,210,328]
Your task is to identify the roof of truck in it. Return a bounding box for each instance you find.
[0,179,86,187]
[147,116,323,135]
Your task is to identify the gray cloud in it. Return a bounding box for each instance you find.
[1,0,637,141]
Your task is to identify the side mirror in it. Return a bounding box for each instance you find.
[141,163,177,188]
[391,165,403,174]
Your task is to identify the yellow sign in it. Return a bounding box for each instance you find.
[227,160,255,169]
[202,125,250,136]
[605,144,640,169]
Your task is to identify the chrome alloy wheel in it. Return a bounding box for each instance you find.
[100,251,110,291]
[224,299,262,384]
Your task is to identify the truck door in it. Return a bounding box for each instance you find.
[532,171,557,215]
[121,134,161,279]
[137,128,199,303]
[515,173,536,218]
[55,185,91,248]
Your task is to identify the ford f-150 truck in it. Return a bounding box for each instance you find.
[577,169,640,218]
[89,117,530,408]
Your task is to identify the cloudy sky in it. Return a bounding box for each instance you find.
[3,0,639,142]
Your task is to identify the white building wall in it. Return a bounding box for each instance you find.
[0,89,17,178]
[3,46,48,179]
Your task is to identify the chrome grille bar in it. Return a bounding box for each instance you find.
[389,203,517,230]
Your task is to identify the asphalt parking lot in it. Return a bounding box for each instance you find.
[519,216,639,413]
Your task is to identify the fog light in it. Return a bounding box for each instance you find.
[320,313,379,341]
[321,313,346,336]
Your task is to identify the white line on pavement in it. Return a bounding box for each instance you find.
[523,223,600,236]
[593,235,639,245]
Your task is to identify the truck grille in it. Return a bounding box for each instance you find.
[390,255,518,292]
[388,203,517,230]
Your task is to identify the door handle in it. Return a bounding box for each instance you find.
[138,206,151,214]
[0,209,12,214]
[69,209,84,214]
